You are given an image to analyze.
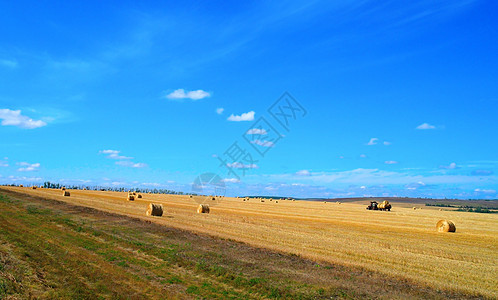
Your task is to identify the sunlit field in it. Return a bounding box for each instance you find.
[2,186,497,298]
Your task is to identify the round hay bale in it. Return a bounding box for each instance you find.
[127,195,135,201]
[275,201,278,203]
[439,208,442,211]
[137,194,142,198]
[197,204,210,214]
[146,203,164,216]
[436,220,456,233]
[211,197,216,201]
[413,207,417,210]
[61,187,66,190]
[19,184,24,187]
[32,186,37,190]
[63,191,70,197]
[189,195,193,198]
[261,200,265,202]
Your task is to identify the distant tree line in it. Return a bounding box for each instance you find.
[39,181,196,195]
[426,202,497,213]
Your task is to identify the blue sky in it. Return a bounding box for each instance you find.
[1,0,497,199]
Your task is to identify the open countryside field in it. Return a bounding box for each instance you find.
[1,187,497,299]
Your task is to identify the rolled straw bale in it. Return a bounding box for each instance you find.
[146,203,164,216]
[63,191,70,197]
[413,207,417,210]
[197,204,210,214]
[211,197,216,201]
[61,187,66,190]
[137,194,142,198]
[32,186,37,190]
[19,184,24,187]
[436,220,456,233]
[127,195,135,201]
[275,201,278,203]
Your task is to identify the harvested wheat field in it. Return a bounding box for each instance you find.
[1,186,497,298]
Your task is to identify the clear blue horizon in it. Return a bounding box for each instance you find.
[1,1,497,199]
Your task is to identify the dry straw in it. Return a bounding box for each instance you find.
[63,191,70,197]
[436,220,456,233]
[197,204,210,214]
[146,203,164,216]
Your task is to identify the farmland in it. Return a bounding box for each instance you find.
[1,186,497,299]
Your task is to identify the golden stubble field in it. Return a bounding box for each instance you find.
[5,187,497,298]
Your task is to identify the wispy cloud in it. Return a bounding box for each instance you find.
[100,150,146,168]
[471,169,493,176]
[227,162,258,169]
[0,109,47,129]
[367,138,391,146]
[246,128,267,135]
[296,170,311,176]
[227,111,255,122]
[0,59,18,68]
[474,188,496,194]
[439,162,458,169]
[0,158,8,167]
[166,89,210,100]
[115,161,148,168]
[367,138,379,145]
[385,161,398,164]
[416,123,436,130]
[17,162,40,172]
[223,178,240,183]
[99,150,133,160]
[216,107,224,115]
[250,139,275,147]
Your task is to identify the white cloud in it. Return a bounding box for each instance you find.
[385,161,398,164]
[416,123,436,130]
[296,170,311,176]
[383,141,392,146]
[115,161,147,168]
[227,111,255,122]
[99,149,133,160]
[246,128,267,135]
[227,162,258,169]
[440,162,457,169]
[360,154,367,158]
[223,178,240,183]
[17,162,40,172]
[0,59,17,68]
[474,188,496,194]
[250,140,274,147]
[367,138,379,145]
[166,89,210,100]
[0,158,8,167]
[141,182,162,187]
[216,107,224,114]
[0,109,47,129]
